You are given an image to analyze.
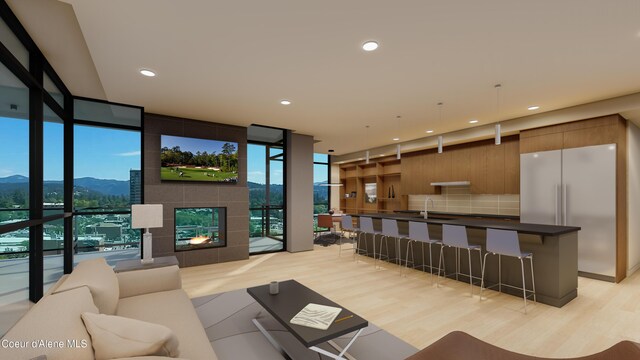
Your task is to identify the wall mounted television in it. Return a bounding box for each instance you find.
[160,135,239,183]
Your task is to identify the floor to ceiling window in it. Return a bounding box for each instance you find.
[313,153,330,232]
[247,126,286,254]
[72,99,143,267]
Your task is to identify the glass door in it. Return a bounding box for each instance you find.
[247,126,286,254]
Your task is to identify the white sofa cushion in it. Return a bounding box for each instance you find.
[1,286,98,360]
[116,266,181,299]
[117,289,218,360]
[81,313,179,360]
[54,257,119,315]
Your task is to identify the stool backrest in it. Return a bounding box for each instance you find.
[341,215,354,231]
[486,228,522,257]
[442,224,469,248]
[359,217,374,233]
[409,221,431,243]
[381,219,399,237]
[317,214,333,229]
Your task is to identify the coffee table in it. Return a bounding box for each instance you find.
[247,279,368,360]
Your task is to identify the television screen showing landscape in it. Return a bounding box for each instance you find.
[160,135,239,182]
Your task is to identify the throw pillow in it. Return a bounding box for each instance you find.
[81,313,180,360]
[54,257,119,315]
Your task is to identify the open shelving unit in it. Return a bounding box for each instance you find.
[338,157,407,215]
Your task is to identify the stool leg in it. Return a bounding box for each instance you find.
[437,245,445,287]
[498,254,502,293]
[428,243,434,283]
[467,248,473,296]
[480,252,490,300]
[520,257,527,314]
[455,247,460,281]
[530,255,536,303]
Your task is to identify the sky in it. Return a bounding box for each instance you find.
[0,117,327,183]
[161,135,235,155]
[0,117,141,181]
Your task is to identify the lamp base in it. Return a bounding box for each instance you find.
[141,231,154,264]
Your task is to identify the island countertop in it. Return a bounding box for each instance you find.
[349,213,580,236]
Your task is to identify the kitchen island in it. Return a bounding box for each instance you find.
[350,213,581,307]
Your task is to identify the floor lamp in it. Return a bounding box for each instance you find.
[131,204,163,264]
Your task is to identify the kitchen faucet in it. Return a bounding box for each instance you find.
[421,197,434,219]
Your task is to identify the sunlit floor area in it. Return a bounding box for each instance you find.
[0,249,139,336]
[181,244,640,358]
[249,237,283,253]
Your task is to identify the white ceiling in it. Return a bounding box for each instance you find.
[9,0,640,155]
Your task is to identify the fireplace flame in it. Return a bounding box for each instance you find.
[190,236,210,245]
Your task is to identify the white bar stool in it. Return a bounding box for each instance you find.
[481,228,536,313]
[437,224,483,295]
[358,217,382,266]
[380,219,408,271]
[404,221,442,281]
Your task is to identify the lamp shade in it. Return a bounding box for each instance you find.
[131,204,163,229]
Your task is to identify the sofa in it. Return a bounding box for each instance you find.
[406,331,640,360]
[1,258,217,360]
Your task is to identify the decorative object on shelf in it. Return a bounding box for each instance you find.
[131,204,164,264]
[364,183,377,204]
[388,186,391,199]
[328,208,335,215]
[391,185,395,198]
[350,191,357,198]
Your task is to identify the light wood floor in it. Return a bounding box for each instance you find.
[180,244,640,358]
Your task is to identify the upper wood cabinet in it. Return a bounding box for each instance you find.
[398,135,519,195]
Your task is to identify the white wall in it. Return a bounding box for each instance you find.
[286,133,314,252]
[628,121,640,275]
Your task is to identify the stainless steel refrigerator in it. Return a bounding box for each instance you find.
[520,143,617,280]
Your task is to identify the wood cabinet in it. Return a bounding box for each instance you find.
[339,157,405,214]
[398,136,518,195]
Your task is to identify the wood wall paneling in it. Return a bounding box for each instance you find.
[504,137,520,194]
[486,142,505,194]
[616,116,628,282]
[519,133,563,153]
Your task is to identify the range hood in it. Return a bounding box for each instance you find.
[430,181,471,186]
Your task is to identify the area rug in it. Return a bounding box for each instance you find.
[192,288,418,360]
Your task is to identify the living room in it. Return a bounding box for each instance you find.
[2,1,640,359]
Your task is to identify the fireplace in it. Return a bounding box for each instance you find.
[175,207,227,251]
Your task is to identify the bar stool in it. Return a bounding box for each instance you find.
[379,219,409,271]
[481,228,536,313]
[357,217,381,265]
[437,224,483,295]
[404,221,442,281]
[339,215,359,257]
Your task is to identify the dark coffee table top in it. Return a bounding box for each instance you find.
[247,279,368,347]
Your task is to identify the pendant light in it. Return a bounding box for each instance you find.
[396,116,401,159]
[494,84,502,145]
[437,102,444,153]
[365,125,370,164]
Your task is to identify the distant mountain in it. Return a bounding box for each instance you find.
[0,175,28,183]
[0,176,130,196]
[74,177,130,196]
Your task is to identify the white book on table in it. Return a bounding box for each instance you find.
[290,303,342,330]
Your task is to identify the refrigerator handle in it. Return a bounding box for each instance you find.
[562,184,567,226]
[555,184,560,226]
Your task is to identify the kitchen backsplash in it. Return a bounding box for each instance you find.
[408,186,520,216]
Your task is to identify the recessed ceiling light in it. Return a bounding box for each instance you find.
[362,41,379,51]
[426,130,434,134]
[469,120,479,124]
[527,105,540,111]
[280,100,291,105]
[393,138,400,141]
[139,69,156,77]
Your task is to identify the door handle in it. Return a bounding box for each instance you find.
[555,184,560,226]
[562,184,567,226]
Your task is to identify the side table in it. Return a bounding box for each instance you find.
[114,255,179,273]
